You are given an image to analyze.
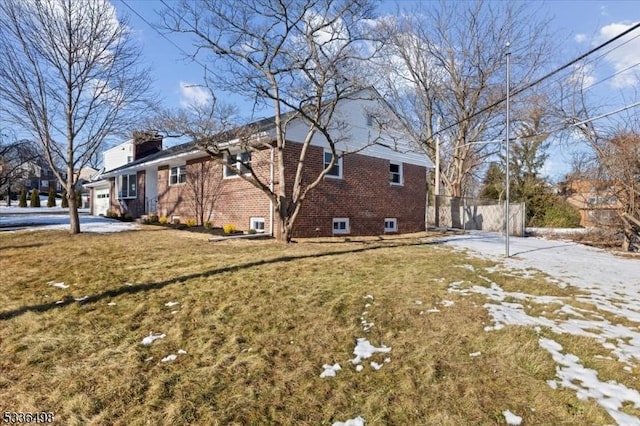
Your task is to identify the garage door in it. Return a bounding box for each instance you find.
[94,188,110,216]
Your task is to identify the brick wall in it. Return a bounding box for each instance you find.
[108,142,427,237]
[282,143,426,238]
[156,151,273,231]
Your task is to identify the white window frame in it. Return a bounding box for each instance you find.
[119,173,137,199]
[169,165,187,185]
[332,217,350,235]
[323,150,343,179]
[384,218,398,233]
[389,162,403,185]
[250,217,266,233]
[224,151,251,178]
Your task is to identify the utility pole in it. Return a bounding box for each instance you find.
[505,42,511,258]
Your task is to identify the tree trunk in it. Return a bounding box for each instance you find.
[276,196,293,243]
[67,183,80,234]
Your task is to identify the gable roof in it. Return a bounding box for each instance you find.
[102,87,433,177]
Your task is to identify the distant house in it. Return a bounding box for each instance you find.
[96,89,434,237]
[20,159,64,194]
[559,178,623,227]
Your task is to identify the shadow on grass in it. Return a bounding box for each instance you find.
[0,243,46,250]
[0,239,444,321]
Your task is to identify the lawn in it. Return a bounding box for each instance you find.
[0,227,616,425]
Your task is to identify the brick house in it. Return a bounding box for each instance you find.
[559,178,623,227]
[98,90,433,237]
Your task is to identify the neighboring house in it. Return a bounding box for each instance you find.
[99,89,434,237]
[20,159,64,194]
[559,178,623,227]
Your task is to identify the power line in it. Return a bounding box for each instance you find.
[571,99,640,127]
[435,21,640,138]
[119,0,210,71]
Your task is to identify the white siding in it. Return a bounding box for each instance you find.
[278,90,433,168]
[103,140,134,172]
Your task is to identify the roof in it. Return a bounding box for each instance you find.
[101,141,200,177]
[102,87,433,176]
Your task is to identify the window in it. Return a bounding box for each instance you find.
[366,113,374,127]
[224,151,251,178]
[324,151,342,178]
[390,162,403,185]
[126,156,133,163]
[384,218,397,233]
[332,218,350,235]
[119,174,137,198]
[170,165,186,185]
[250,217,265,233]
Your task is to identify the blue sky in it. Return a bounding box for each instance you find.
[114,1,640,179]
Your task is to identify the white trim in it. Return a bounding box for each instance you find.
[119,173,137,199]
[250,217,266,233]
[223,151,251,179]
[390,162,403,186]
[384,217,398,233]
[102,149,202,178]
[323,150,343,179]
[169,164,187,185]
[332,217,350,234]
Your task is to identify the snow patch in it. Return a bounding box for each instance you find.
[320,363,342,378]
[502,410,522,425]
[351,338,391,365]
[161,354,177,363]
[141,333,166,346]
[332,416,365,426]
[47,281,68,289]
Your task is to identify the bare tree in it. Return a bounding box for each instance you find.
[0,0,153,233]
[0,137,39,205]
[560,68,640,251]
[160,0,385,242]
[185,159,223,226]
[374,0,554,197]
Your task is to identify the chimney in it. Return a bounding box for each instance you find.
[132,131,163,160]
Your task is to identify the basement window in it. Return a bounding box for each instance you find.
[384,218,397,233]
[332,218,350,235]
[250,217,265,233]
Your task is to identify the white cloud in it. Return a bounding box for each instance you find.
[574,33,587,43]
[595,22,640,88]
[568,63,597,88]
[179,82,212,108]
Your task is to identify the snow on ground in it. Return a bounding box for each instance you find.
[141,333,166,346]
[502,410,522,425]
[441,231,640,425]
[332,416,365,426]
[0,208,138,233]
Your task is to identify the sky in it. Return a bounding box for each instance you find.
[113,1,640,111]
[111,0,640,181]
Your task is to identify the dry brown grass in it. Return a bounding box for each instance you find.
[0,228,614,424]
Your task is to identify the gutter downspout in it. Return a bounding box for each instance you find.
[269,144,275,236]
